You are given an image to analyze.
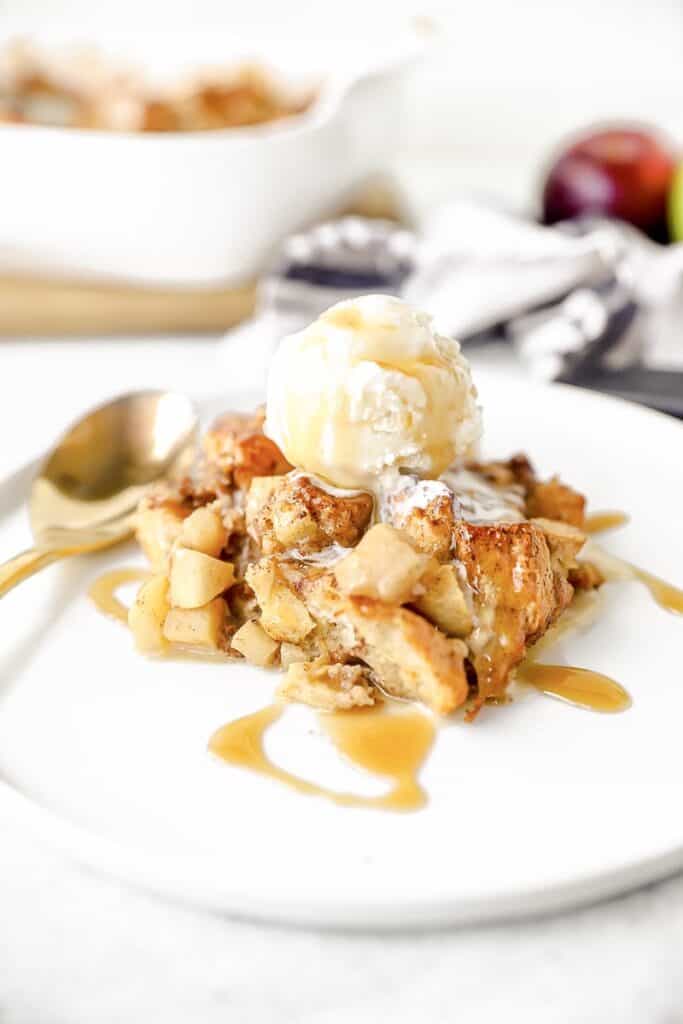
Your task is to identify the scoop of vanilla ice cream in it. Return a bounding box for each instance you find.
[264,294,482,491]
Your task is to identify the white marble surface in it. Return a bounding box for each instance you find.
[2,331,683,1022]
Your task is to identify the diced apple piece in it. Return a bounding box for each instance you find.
[231,619,279,666]
[334,523,430,604]
[128,574,171,653]
[245,559,314,643]
[135,504,185,572]
[179,506,228,557]
[280,642,308,668]
[412,563,473,637]
[163,597,227,648]
[169,547,235,608]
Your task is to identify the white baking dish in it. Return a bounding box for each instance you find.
[0,24,421,287]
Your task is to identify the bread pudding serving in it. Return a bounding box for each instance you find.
[0,40,311,132]
[129,296,602,719]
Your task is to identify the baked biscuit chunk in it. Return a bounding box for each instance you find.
[250,473,373,555]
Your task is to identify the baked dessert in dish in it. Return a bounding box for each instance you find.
[129,295,604,719]
[0,40,312,132]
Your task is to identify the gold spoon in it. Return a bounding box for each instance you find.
[0,390,197,598]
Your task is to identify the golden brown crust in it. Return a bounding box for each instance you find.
[452,520,574,699]
[202,410,292,490]
[526,477,586,529]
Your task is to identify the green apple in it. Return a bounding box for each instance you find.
[668,163,683,242]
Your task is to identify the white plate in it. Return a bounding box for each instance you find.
[1,373,682,929]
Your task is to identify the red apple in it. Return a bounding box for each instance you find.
[542,127,676,241]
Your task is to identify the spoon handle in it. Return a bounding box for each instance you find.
[0,547,66,598]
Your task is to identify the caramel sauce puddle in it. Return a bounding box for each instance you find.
[89,573,435,809]
[518,663,631,713]
[208,704,434,811]
[89,567,150,624]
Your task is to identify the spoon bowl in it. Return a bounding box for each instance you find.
[1,390,197,596]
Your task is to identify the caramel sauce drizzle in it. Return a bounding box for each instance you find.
[519,662,631,713]
[631,566,683,616]
[516,583,632,713]
[584,511,630,534]
[208,704,434,811]
[88,567,150,624]
[582,510,683,616]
